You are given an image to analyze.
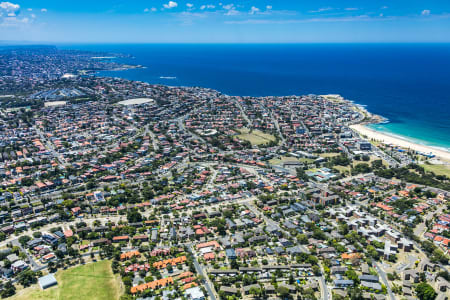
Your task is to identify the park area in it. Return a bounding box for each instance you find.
[333,155,388,174]
[237,128,277,146]
[11,260,122,300]
[421,163,450,177]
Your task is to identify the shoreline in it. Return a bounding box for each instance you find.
[350,124,450,162]
[80,68,450,163]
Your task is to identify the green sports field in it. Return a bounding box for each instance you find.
[11,260,121,300]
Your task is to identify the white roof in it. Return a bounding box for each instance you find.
[185,286,204,299]
[118,98,154,106]
[38,274,57,289]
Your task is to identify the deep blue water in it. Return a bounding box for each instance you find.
[61,44,450,150]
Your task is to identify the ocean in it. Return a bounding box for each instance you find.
[61,43,450,150]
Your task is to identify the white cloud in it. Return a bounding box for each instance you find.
[186,3,194,8]
[225,9,238,16]
[266,5,272,10]
[27,8,32,11]
[0,2,20,17]
[0,2,19,11]
[249,6,259,15]
[144,8,149,12]
[41,8,47,12]
[1,16,30,27]
[151,7,157,12]
[200,4,215,10]
[223,3,239,15]
[222,4,234,10]
[345,8,358,11]
[381,6,388,10]
[225,14,385,24]
[421,9,430,16]
[144,7,157,12]
[309,7,333,13]
[163,1,177,9]
[0,2,37,28]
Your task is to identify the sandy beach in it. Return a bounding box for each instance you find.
[350,124,450,162]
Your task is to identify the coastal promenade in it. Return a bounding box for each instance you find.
[350,124,450,162]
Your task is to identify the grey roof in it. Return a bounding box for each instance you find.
[286,246,306,255]
[38,274,58,289]
[360,281,382,290]
[243,284,261,292]
[331,266,347,274]
[278,283,296,291]
[220,286,238,294]
[225,248,236,257]
[210,269,238,274]
[334,279,354,286]
[358,274,379,282]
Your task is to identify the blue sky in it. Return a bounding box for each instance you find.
[0,0,449,43]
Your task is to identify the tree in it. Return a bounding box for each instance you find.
[55,250,65,259]
[371,159,383,169]
[127,209,142,223]
[415,282,437,300]
[352,163,371,175]
[302,287,317,300]
[249,286,261,297]
[18,235,31,247]
[17,270,37,287]
[312,265,321,276]
[0,281,16,298]
[297,234,308,244]
[348,287,363,300]
[167,264,173,273]
[122,276,132,287]
[289,273,294,284]
[366,245,380,260]
[276,286,290,298]
[296,168,309,182]
[345,269,360,286]
[338,223,349,235]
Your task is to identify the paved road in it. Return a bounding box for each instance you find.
[11,238,40,270]
[245,202,292,237]
[187,246,217,300]
[318,273,330,300]
[145,125,159,151]
[375,262,396,300]
[234,99,252,127]
[414,205,444,237]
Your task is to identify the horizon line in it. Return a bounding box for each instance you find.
[2,41,450,46]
